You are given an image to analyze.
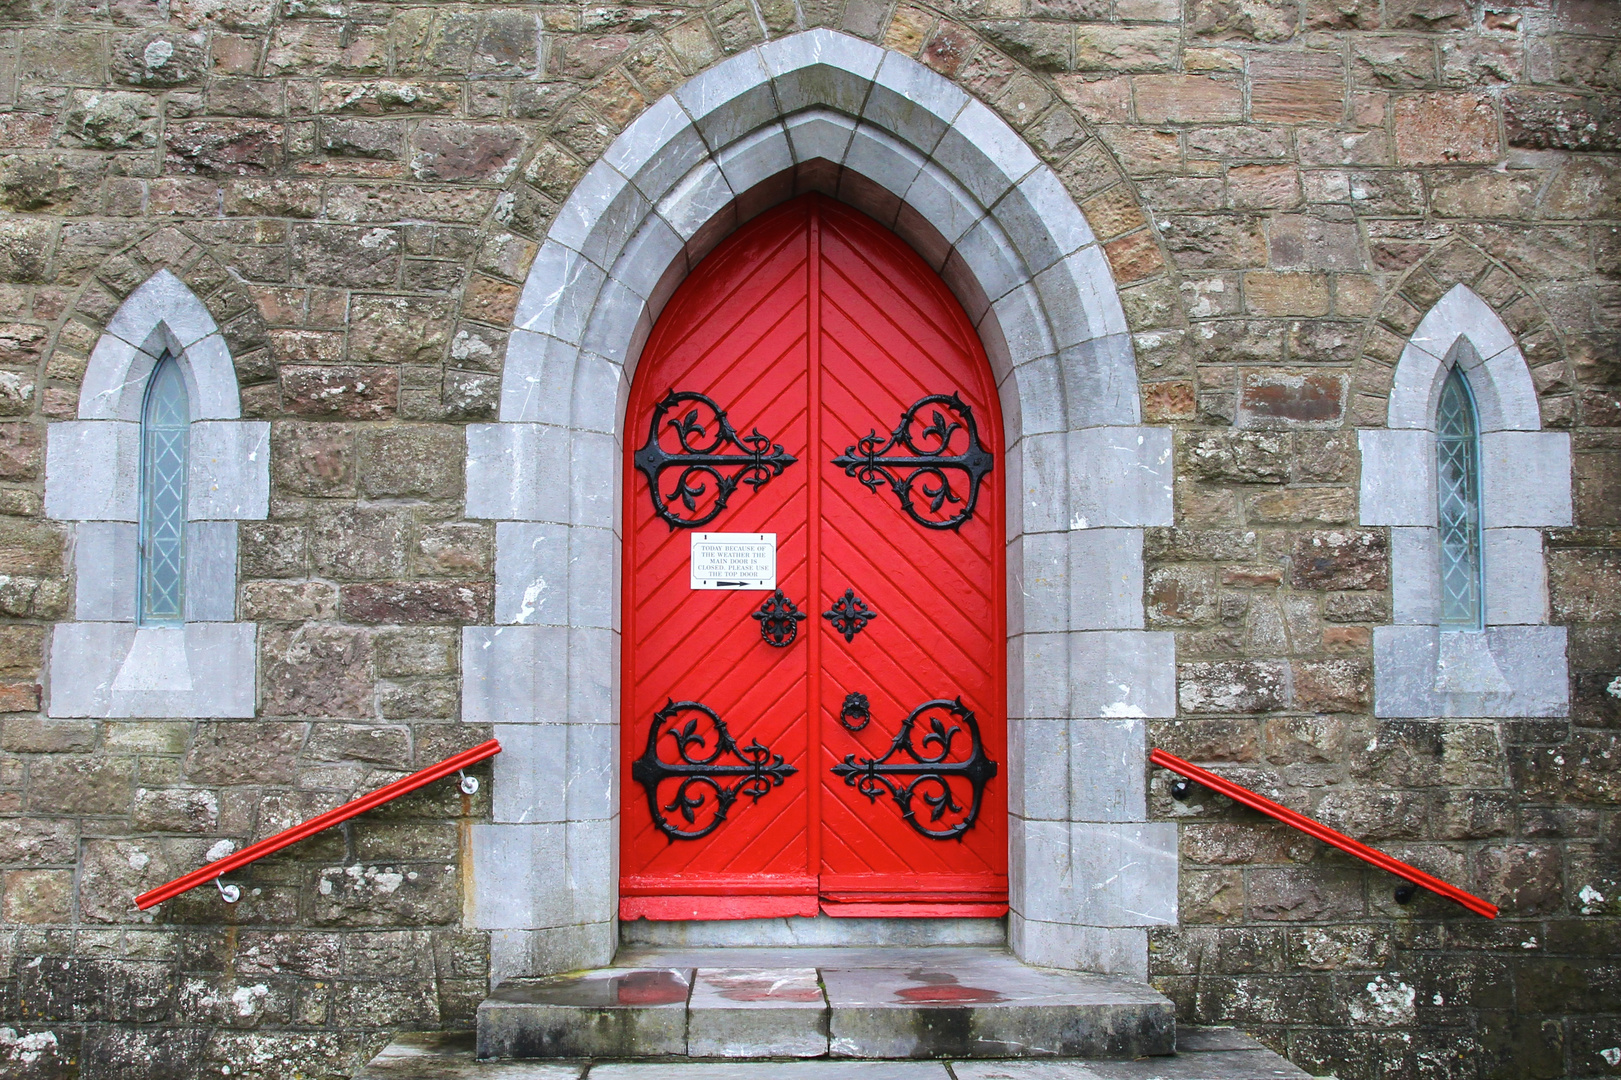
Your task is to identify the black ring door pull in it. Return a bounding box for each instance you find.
[753,590,807,647]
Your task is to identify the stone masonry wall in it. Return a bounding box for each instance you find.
[0,0,1614,1076]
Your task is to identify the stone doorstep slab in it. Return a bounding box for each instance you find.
[476,968,694,1059]
[820,958,1175,1060]
[360,1030,1313,1079]
[475,948,1175,1062]
[688,968,829,1058]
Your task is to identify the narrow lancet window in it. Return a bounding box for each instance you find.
[1436,364,1483,629]
[139,352,189,624]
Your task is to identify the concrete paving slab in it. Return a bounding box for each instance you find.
[822,954,1173,1059]
[590,1064,951,1079]
[688,968,829,1057]
[477,968,693,1059]
[1083,1049,1312,1079]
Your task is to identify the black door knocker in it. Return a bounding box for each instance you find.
[823,588,878,642]
[839,691,871,731]
[753,590,807,647]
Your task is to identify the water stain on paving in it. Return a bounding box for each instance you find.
[895,970,1006,1005]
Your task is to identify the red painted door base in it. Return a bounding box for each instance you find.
[620,196,1007,920]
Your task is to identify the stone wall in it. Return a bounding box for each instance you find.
[0,0,1614,1077]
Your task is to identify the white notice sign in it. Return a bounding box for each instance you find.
[690,532,776,590]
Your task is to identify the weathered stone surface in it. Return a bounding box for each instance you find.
[1290,530,1387,591]
[260,628,374,717]
[280,366,399,420]
[340,581,492,624]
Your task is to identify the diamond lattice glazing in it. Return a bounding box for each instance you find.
[139,353,189,625]
[1435,365,1482,629]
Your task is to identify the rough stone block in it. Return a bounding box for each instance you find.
[465,423,570,523]
[1359,428,1435,527]
[1483,528,1547,626]
[1008,917,1149,981]
[1480,431,1573,528]
[188,420,270,520]
[1389,526,1439,624]
[471,819,615,931]
[687,968,828,1057]
[1068,630,1176,719]
[48,622,256,718]
[1374,623,1569,718]
[491,722,614,825]
[463,625,569,725]
[1058,335,1141,429]
[1066,427,1173,530]
[74,522,136,622]
[184,520,237,622]
[46,421,139,521]
[477,968,692,1059]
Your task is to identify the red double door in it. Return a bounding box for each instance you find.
[620,196,1007,920]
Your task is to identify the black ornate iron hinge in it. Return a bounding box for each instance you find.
[830,697,997,841]
[633,390,797,529]
[831,392,993,530]
[824,588,877,642]
[631,700,797,841]
[753,590,806,647]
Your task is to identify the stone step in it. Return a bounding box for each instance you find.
[359,1028,1316,1079]
[474,947,1176,1061]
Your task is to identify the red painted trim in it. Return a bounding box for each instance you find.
[620,874,819,895]
[134,739,501,911]
[621,895,820,920]
[1149,748,1498,919]
[821,901,1009,918]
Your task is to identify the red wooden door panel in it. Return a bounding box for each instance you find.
[621,196,1006,921]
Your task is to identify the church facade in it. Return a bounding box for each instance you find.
[0,0,1616,1076]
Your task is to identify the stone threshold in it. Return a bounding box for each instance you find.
[357,1028,1315,1079]
[474,947,1184,1062]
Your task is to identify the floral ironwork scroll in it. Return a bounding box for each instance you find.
[830,392,993,530]
[830,697,997,841]
[634,390,797,529]
[631,699,797,841]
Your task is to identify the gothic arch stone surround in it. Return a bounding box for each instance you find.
[1359,283,1571,718]
[461,28,1179,984]
[44,269,269,718]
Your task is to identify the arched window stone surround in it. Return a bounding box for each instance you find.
[461,29,1178,983]
[44,269,269,718]
[1359,283,1571,717]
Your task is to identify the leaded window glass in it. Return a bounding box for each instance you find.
[1436,364,1483,629]
[139,352,189,624]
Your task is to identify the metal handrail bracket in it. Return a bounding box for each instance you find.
[135,739,502,911]
[1150,747,1497,919]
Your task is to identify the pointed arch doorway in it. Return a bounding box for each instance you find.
[620,194,1008,922]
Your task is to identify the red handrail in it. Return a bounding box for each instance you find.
[1150,748,1497,919]
[135,738,501,911]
